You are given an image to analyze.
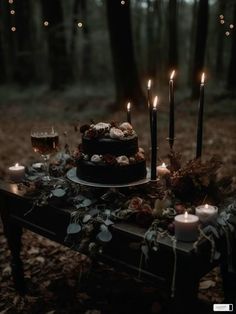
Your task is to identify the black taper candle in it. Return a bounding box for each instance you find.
[147,80,152,141]
[196,73,205,159]
[127,102,131,124]
[169,71,175,150]
[151,96,158,180]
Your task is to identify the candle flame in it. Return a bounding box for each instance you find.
[15,163,19,167]
[201,73,205,84]
[127,102,131,111]
[170,70,175,80]
[147,79,152,90]
[184,211,188,220]
[153,96,158,109]
[161,162,166,167]
[205,204,209,209]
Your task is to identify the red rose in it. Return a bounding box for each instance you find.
[80,124,90,133]
[86,129,97,139]
[128,197,143,210]
[102,154,117,165]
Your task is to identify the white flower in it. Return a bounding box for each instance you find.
[119,122,133,131]
[91,154,102,163]
[93,122,110,131]
[110,127,124,139]
[116,155,129,165]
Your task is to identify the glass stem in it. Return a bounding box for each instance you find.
[42,154,50,179]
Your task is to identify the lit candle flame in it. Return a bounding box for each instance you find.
[201,73,205,84]
[184,211,188,220]
[127,102,131,111]
[205,204,209,209]
[15,163,19,167]
[161,162,166,168]
[147,79,152,90]
[153,96,158,109]
[170,70,175,80]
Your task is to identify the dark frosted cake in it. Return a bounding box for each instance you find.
[76,122,146,184]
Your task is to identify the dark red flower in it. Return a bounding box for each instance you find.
[80,124,90,134]
[86,128,97,139]
[102,154,117,165]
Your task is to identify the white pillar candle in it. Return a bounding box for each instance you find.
[195,204,218,225]
[174,212,199,242]
[8,163,25,183]
[156,163,170,178]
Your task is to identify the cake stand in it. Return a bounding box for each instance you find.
[66,167,150,203]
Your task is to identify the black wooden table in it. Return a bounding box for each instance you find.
[0,180,235,313]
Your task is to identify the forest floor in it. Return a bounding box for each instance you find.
[0,85,236,313]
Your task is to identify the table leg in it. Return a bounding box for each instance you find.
[0,206,26,294]
[172,275,199,313]
[220,235,236,309]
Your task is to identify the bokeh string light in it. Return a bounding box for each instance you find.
[9,0,16,32]
[219,14,234,37]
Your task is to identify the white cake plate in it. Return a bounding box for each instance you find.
[66,167,150,188]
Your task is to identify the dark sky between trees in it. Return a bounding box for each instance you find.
[0,0,236,106]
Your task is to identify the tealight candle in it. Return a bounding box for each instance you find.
[8,163,25,183]
[156,162,170,178]
[195,204,218,225]
[174,212,199,242]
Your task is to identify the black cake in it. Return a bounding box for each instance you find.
[76,122,147,184]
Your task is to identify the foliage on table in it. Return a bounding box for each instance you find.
[167,152,234,205]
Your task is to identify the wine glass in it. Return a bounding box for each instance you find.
[31,126,59,181]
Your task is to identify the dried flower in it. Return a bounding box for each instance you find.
[80,124,90,133]
[128,197,143,210]
[102,154,117,165]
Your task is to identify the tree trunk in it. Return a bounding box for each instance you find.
[14,0,35,85]
[41,0,73,90]
[81,0,91,80]
[168,0,178,70]
[0,0,17,83]
[146,0,156,78]
[227,3,236,91]
[0,1,6,84]
[215,0,226,78]
[154,0,163,81]
[70,0,80,80]
[105,0,145,107]
[188,0,197,85]
[191,0,209,98]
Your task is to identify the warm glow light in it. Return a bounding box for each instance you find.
[10,10,15,15]
[184,211,188,220]
[153,96,158,109]
[9,0,13,3]
[121,0,125,5]
[44,21,49,26]
[147,79,152,90]
[220,20,225,24]
[219,14,224,19]
[201,73,205,84]
[15,163,19,167]
[161,162,166,168]
[170,70,175,80]
[226,31,230,36]
[77,22,83,28]
[11,26,16,32]
[205,204,209,209]
[127,102,131,111]
[230,24,234,29]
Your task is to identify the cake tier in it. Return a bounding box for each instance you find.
[76,159,147,184]
[82,135,138,157]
